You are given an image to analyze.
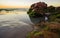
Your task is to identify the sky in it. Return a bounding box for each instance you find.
[0,0,60,8]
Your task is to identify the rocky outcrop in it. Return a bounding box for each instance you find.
[27,2,47,18]
[27,22,60,38]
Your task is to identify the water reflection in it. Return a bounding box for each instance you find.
[0,9,45,38]
[0,10,45,24]
[28,15,45,24]
[0,10,27,14]
[0,10,34,38]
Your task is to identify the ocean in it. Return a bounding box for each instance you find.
[0,10,34,38]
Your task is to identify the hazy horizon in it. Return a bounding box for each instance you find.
[0,0,60,8]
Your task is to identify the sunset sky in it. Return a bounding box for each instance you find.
[0,0,60,8]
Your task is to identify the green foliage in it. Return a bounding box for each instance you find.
[27,33,31,38]
[49,13,60,22]
[27,8,37,17]
[27,9,32,14]
[27,31,43,38]
[28,10,36,17]
[27,31,38,38]
[47,6,55,13]
[34,31,43,36]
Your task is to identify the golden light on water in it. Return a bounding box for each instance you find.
[0,10,27,15]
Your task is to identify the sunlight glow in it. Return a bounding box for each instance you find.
[0,0,60,8]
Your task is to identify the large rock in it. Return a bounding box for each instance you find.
[27,2,47,18]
